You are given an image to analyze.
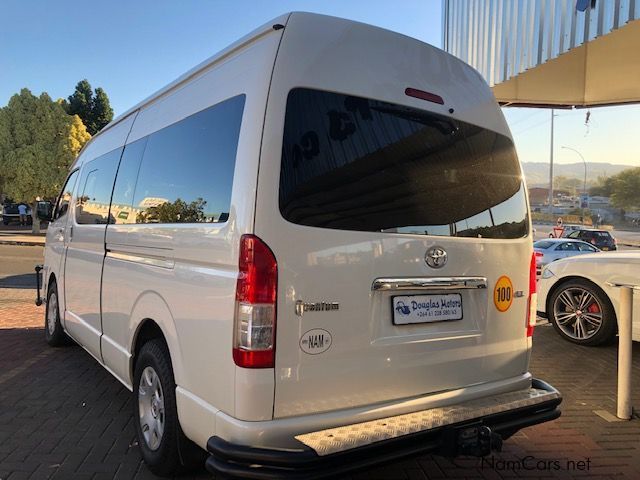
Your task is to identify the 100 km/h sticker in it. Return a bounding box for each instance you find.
[494,276,514,312]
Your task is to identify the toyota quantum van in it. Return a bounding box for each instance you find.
[40,12,561,479]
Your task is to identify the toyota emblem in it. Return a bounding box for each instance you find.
[425,246,447,268]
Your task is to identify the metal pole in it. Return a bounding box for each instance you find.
[583,160,587,225]
[548,109,554,214]
[561,146,587,225]
[617,286,633,420]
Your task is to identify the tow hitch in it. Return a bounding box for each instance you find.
[440,424,502,457]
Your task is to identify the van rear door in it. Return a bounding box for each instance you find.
[254,13,533,419]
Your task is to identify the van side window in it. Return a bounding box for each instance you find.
[109,138,147,224]
[131,95,245,224]
[53,169,80,220]
[76,148,122,225]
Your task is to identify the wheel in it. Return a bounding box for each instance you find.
[44,282,71,346]
[133,339,205,476]
[548,279,616,346]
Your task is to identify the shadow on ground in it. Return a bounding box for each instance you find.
[0,273,37,289]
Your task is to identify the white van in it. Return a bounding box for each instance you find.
[40,12,561,479]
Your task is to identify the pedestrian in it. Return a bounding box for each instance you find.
[17,203,27,226]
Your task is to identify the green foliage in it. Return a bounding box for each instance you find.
[65,79,113,135]
[91,88,114,135]
[589,176,615,197]
[589,168,640,209]
[136,198,207,224]
[553,175,585,195]
[608,168,640,210]
[0,88,91,201]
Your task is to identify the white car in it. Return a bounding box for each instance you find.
[537,252,640,346]
[40,12,560,479]
[533,238,600,273]
[548,224,581,238]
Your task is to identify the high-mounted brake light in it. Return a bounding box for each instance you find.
[405,87,444,105]
[233,235,277,368]
[527,252,537,337]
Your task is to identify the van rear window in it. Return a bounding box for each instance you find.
[279,89,528,239]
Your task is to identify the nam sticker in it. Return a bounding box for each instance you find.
[494,276,514,312]
[300,329,332,355]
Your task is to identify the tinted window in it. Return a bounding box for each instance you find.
[557,242,578,251]
[279,89,528,238]
[54,170,80,220]
[533,240,553,249]
[76,148,122,224]
[131,95,245,224]
[577,242,597,252]
[109,138,147,224]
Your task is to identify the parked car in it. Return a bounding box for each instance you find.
[565,228,617,250]
[2,203,32,225]
[40,12,561,479]
[537,252,640,346]
[548,224,581,238]
[534,239,600,273]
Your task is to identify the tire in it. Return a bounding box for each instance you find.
[44,282,71,346]
[548,279,617,346]
[133,339,205,476]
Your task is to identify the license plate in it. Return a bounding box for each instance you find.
[392,294,463,325]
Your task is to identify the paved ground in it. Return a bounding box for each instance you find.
[1,293,639,479]
[0,245,43,289]
[1,244,640,479]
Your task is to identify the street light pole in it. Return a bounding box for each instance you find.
[562,146,587,225]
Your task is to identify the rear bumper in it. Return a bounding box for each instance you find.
[206,379,561,479]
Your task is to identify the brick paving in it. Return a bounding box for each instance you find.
[0,289,42,329]
[1,298,639,479]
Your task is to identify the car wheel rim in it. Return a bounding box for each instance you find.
[47,292,58,335]
[553,287,603,341]
[138,366,165,451]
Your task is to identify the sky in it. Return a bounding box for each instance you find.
[1,0,638,168]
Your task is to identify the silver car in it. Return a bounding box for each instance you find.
[534,238,600,273]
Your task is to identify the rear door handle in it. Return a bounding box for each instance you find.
[371,277,488,291]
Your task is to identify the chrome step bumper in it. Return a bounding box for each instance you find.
[295,382,560,456]
[206,379,561,480]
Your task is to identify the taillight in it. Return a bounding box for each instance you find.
[527,252,537,337]
[233,235,277,368]
[534,251,544,264]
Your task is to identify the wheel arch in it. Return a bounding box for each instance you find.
[128,292,184,389]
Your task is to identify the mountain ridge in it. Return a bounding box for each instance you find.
[522,162,632,187]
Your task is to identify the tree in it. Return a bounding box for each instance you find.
[65,80,114,135]
[66,80,94,130]
[91,87,114,134]
[0,88,91,202]
[136,198,207,224]
[589,176,615,197]
[608,168,640,210]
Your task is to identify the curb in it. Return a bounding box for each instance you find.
[0,240,45,246]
